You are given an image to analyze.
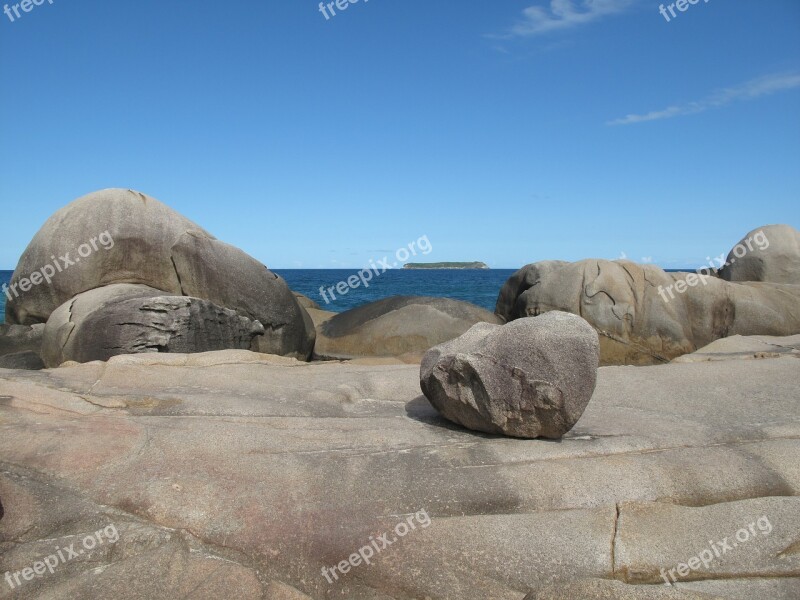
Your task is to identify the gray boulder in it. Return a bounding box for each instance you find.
[0,323,44,352]
[493,260,569,321]
[314,296,503,361]
[0,351,45,370]
[169,231,314,358]
[420,311,599,439]
[719,224,800,284]
[496,259,800,365]
[41,284,265,367]
[5,188,313,359]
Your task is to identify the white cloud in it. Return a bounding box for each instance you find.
[608,72,800,126]
[503,0,635,37]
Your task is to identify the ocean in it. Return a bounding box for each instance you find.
[275,269,516,313]
[0,268,516,324]
[1,270,10,323]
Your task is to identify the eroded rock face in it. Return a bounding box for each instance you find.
[0,351,45,370]
[719,224,800,285]
[493,260,569,322]
[5,189,209,325]
[169,231,314,359]
[4,189,314,359]
[0,323,44,370]
[495,259,800,365]
[314,296,503,361]
[0,323,44,355]
[420,312,599,439]
[41,284,265,367]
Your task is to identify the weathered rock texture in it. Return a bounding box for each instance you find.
[495,259,800,365]
[293,292,322,311]
[0,351,45,370]
[41,284,266,368]
[673,334,800,363]
[0,351,798,598]
[4,188,314,359]
[719,224,800,285]
[314,296,503,361]
[0,324,44,370]
[420,312,599,438]
[0,324,43,356]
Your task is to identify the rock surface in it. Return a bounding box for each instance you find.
[293,292,322,311]
[5,188,313,359]
[0,351,45,370]
[1,351,798,598]
[524,579,724,599]
[40,284,266,368]
[718,224,800,285]
[673,334,800,363]
[313,296,503,361]
[420,312,600,438]
[493,260,570,321]
[0,323,44,370]
[495,259,800,365]
[0,323,44,356]
[0,350,798,598]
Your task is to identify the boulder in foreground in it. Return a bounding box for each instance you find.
[420,311,599,438]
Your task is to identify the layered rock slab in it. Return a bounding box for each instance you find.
[0,352,798,599]
[673,334,800,363]
[40,284,266,367]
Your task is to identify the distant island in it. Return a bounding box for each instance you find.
[403,262,489,270]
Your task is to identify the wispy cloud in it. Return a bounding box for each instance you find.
[608,72,800,126]
[499,0,635,38]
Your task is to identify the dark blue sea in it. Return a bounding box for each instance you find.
[0,268,515,324]
[274,269,517,313]
[1,270,10,323]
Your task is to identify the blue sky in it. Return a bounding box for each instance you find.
[1,0,798,269]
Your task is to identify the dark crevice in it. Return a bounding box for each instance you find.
[170,255,187,296]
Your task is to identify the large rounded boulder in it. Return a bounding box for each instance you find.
[718,224,800,284]
[313,296,503,361]
[496,259,800,365]
[420,311,600,439]
[5,189,314,359]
